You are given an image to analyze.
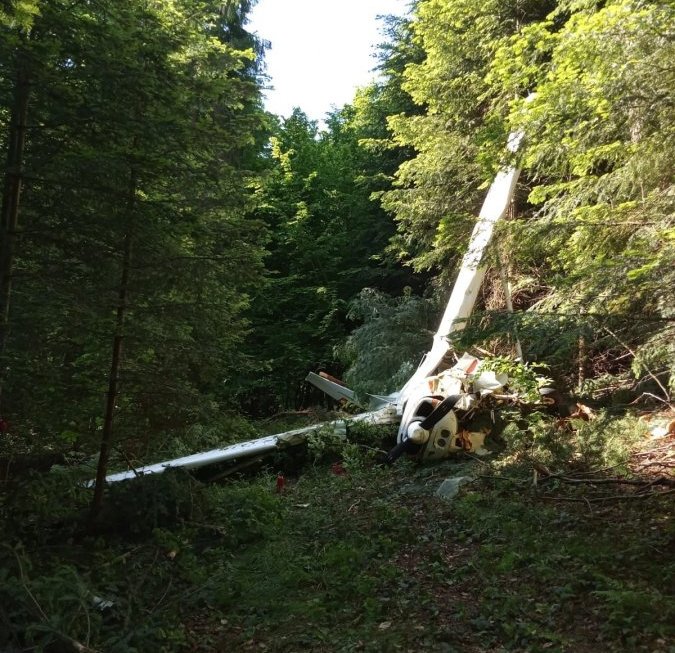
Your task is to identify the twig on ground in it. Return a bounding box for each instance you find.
[99,546,147,568]
[463,452,490,466]
[478,474,529,485]
[354,443,387,455]
[148,577,173,616]
[261,410,310,423]
[540,474,675,488]
[631,392,674,406]
[633,461,675,470]
[184,520,228,534]
[633,445,675,457]
[541,488,675,504]
[603,326,672,408]
[561,462,630,477]
[2,544,99,652]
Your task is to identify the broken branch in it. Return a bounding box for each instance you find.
[541,488,675,503]
[602,326,672,407]
[540,474,675,488]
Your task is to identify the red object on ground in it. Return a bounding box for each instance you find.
[331,462,346,476]
[275,473,285,493]
[0,418,8,433]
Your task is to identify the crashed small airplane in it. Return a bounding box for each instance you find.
[92,115,549,488]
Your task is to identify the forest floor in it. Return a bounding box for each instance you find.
[180,420,675,653]
[1,413,674,653]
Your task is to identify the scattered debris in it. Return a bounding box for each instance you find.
[649,416,675,439]
[651,426,669,439]
[386,352,552,465]
[570,403,596,421]
[91,595,114,610]
[275,474,285,493]
[330,462,346,476]
[435,476,473,501]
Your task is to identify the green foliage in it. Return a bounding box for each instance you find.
[340,287,439,395]
[0,465,92,543]
[305,423,349,463]
[2,2,675,650]
[0,463,287,650]
[0,0,268,463]
[100,468,283,542]
[380,0,555,275]
[102,470,204,536]
[354,0,675,394]
[487,0,674,386]
[0,549,104,653]
[242,104,420,411]
[302,420,391,472]
[495,408,651,476]
[593,582,672,641]
[205,479,283,546]
[160,412,260,459]
[450,486,675,650]
[574,412,647,470]
[2,410,673,652]
[0,0,39,30]
[498,410,573,465]
[480,356,551,402]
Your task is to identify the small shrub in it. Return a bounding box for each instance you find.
[574,412,646,470]
[160,412,259,459]
[496,407,648,472]
[102,468,203,536]
[0,548,102,653]
[499,409,574,465]
[205,479,283,546]
[0,465,92,542]
[480,356,552,403]
[305,423,349,464]
[593,581,675,641]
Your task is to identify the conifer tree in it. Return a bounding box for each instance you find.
[0,1,268,506]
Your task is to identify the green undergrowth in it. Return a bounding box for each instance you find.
[0,412,673,652]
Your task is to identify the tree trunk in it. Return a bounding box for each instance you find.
[88,172,135,525]
[0,63,29,408]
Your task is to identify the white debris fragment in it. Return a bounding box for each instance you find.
[650,426,668,439]
[435,476,472,500]
[92,595,114,610]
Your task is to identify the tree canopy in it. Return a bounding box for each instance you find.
[1,0,672,454]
